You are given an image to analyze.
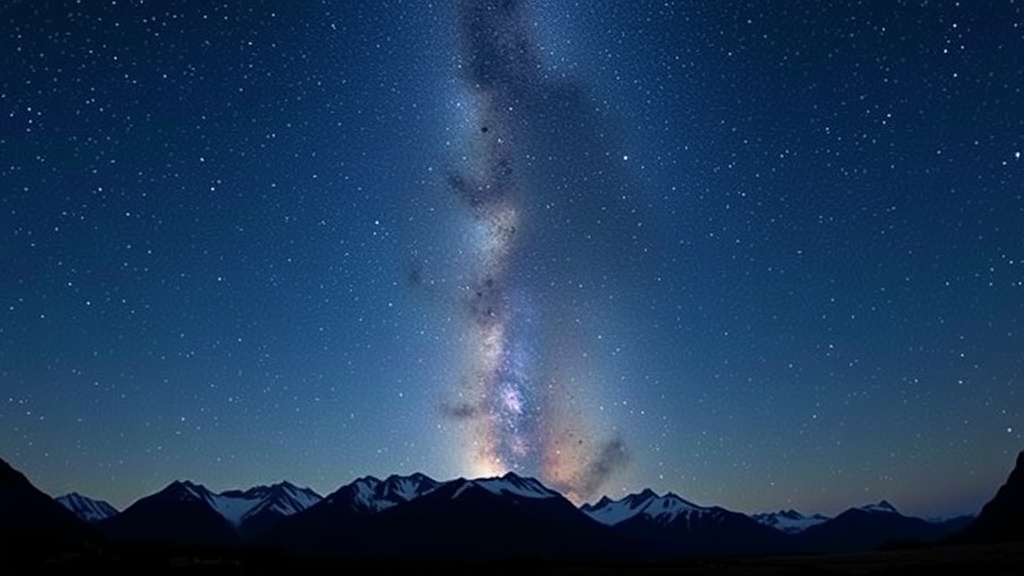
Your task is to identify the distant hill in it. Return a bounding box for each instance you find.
[794,500,969,553]
[582,488,790,557]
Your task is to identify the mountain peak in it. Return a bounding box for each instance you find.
[661,491,698,504]
[453,473,561,501]
[636,487,658,500]
[752,508,831,533]
[169,479,202,490]
[379,472,441,502]
[859,500,899,514]
[752,508,805,520]
[324,472,438,512]
[382,471,436,484]
[234,480,285,493]
[56,492,119,523]
[582,488,708,526]
[163,479,213,502]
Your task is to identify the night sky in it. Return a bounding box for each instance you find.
[2,1,1022,519]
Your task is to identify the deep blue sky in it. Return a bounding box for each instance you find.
[1,1,1021,518]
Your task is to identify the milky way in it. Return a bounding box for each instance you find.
[440,0,633,502]
[4,0,1021,518]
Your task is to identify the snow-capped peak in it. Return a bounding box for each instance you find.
[582,489,707,526]
[380,472,441,503]
[157,480,322,526]
[228,481,322,523]
[325,473,439,512]
[452,472,561,501]
[751,509,830,533]
[858,500,900,515]
[346,475,385,510]
[55,492,119,523]
[166,479,215,502]
[271,481,322,513]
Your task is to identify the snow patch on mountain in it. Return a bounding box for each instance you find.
[452,473,561,501]
[582,488,709,526]
[752,509,830,533]
[325,473,440,512]
[263,481,321,515]
[157,480,321,526]
[380,473,437,502]
[169,480,205,502]
[207,492,263,526]
[55,492,119,523]
[349,477,386,510]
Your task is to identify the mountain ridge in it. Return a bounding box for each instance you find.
[752,509,831,534]
[955,450,1024,543]
[2,452,1020,560]
[55,492,119,523]
[1,457,90,541]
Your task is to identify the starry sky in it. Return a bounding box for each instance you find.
[1,1,1022,518]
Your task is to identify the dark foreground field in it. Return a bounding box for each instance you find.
[5,541,1022,575]
[632,543,1023,576]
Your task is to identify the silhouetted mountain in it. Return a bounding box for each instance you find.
[0,457,89,542]
[230,481,321,539]
[260,472,440,556]
[328,472,441,512]
[795,500,963,553]
[8,452,1009,562]
[98,480,240,548]
[933,514,975,534]
[752,509,830,533]
[956,450,1024,543]
[582,488,661,525]
[97,478,322,546]
[265,472,633,561]
[583,488,789,557]
[55,492,118,523]
[360,473,634,560]
[872,500,903,513]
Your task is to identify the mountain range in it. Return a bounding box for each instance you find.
[791,499,973,553]
[2,450,1022,562]
[97,479,322,546]
[582,488,791,556]
[263,473,633,561]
